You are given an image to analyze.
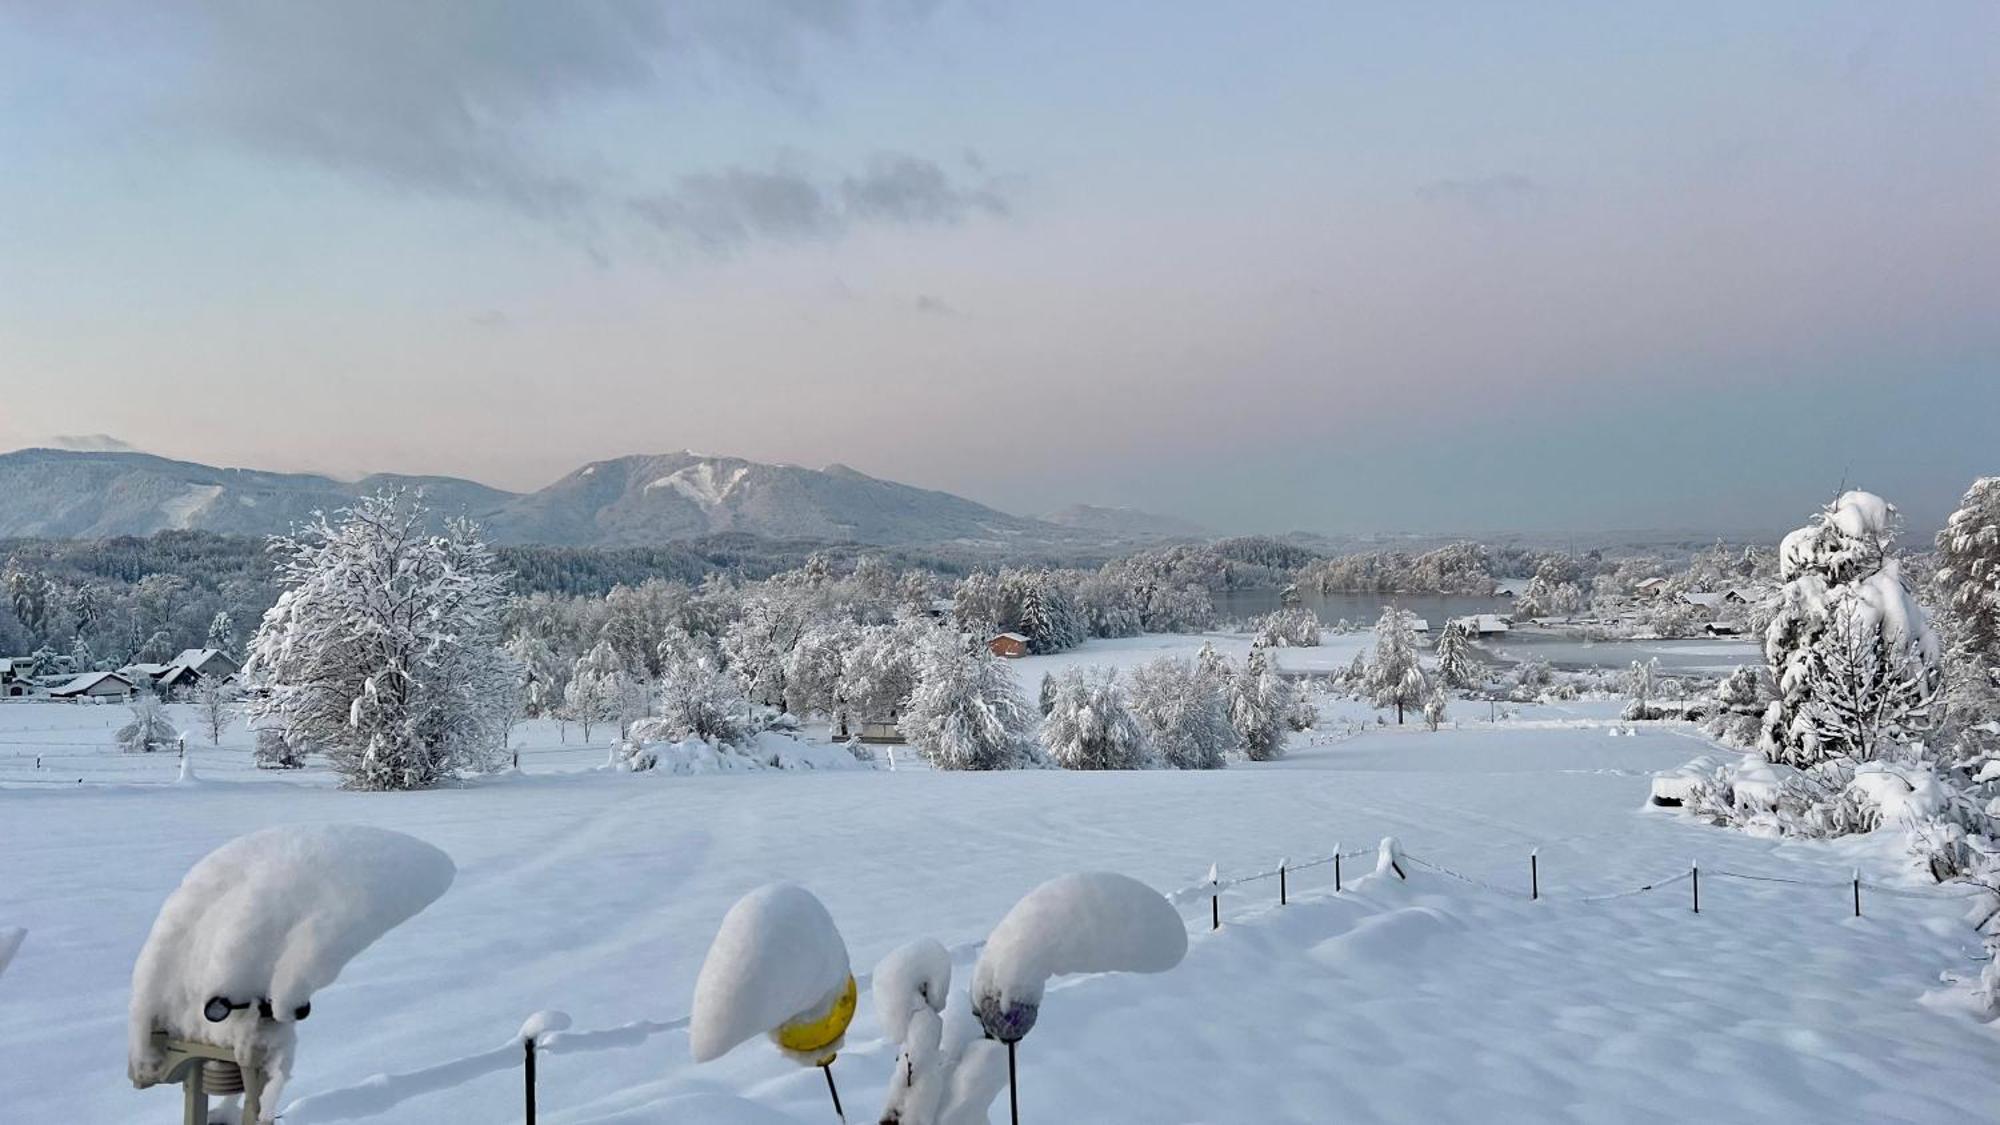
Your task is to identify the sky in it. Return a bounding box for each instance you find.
[1,2,1995,537]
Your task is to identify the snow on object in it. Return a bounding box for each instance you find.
[128,825,455,1114]
[517,1010,572,1045]
[0,927,23,980]
[176,753,199,785]
[1650,755,1722,807]
[1846,762,1950,824]
[689,883,856,1066]
[1727,757,1799,811]
[873,937,951,1045]
[970,872,1187,1043]
[1376,837,1406,879]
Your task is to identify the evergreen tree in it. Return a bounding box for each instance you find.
[1227,646,1293,760]
[1433,619,1478,689]
[1935,477,2000,763]
[1129,656,1235,769]
[1367,607,1424,723]
[205,610,236,654]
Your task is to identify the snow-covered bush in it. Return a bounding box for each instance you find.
[253,727,306,770]
[117,695,179,755]
[1227,647,1294,760]
[1423,685,1448,731]
[1128,656,1235,769]
[900,631,1038,770]
[244,492,517,791]
[1042,667,1150,770]
[1252,606,1321,648]
[644,654,749,746]
[1702,664,1774,747]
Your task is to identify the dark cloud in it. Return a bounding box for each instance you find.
[629,155,1005,252]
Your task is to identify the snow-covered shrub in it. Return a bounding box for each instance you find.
[1043,667,1150,770]
[245,492,517,791]
[1128,656,1235,769]
[645,654,749,746]
[901,631,1037,770]
[253,727,306,770]
[1252,607,1321,648]
[117,696,179,755]
[1702,664,1774,747]
[1423,685,1448,731]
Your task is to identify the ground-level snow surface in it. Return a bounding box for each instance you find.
[3,702,1997,1121]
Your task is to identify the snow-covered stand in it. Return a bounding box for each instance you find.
[128,825,455,1123]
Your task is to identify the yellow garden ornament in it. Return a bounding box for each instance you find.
[773,974,858,1065]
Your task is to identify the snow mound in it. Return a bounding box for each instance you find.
[0,927,23,980]
[128,826,454,1111]
[1650,755,1722,806]
[615,733,869,775]
[1846,762,1951,824]
[689,884,854,1065]
[970,872,1186,1043]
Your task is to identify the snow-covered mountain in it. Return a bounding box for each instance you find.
[1043,503,1207,541]
[0,448,1107,549]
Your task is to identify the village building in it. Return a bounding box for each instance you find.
[50,670,136,701]
[987,632,1031,659]
[0,656,35,698]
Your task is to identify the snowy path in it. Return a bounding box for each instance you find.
[3,718,1995,1122]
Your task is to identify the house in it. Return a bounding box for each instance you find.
[168,649,241,681]
[117,662,171,688]
[988,632,1031,659]
[1452,614,1511,638]
[50,670,135,700]
[1634,577,1669,597]
[153,664,206,697]
[0,657,36,698]
[1678,592,1727,612]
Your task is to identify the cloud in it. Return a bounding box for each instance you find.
[1414,173,1543,218]
[913,294,955,315]
[628,154,1006,252]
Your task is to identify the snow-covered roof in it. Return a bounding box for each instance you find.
[1635,577,1668,589]
[51,670,132,696]
[120,663,170,678]
[0,657,29,675]
[1679,592,1727,609]
[1453,614,1510,634]
[992,632,1030,643]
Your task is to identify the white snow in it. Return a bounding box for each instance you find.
[871,937,951,1046]
[3,694,1997,1122]
[689,884,852,1064]
[970,872,1186,1040]
[127,825,454,1112]
[645,463,749,509]
[517,1010,572,1045]
[159,483,224,527]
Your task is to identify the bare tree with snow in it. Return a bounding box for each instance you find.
[244,491,517,791]
[1129,655,1235,769]
[117,695,178,755]
[196,678,235,745]
[900,631,1037,770]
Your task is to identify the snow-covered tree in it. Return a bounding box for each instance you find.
[117,695,178,755]
[504,633,563,720]
[1227,646,1293,760]
[205,610,236,654]
[1624,657,1660,714]
[782,621,853,721]
[1760,491,1941,767]
[244,492,517,791]
[1038,670,1058,717]
[641,652,749,746]
[1252,607,1321,648]
[196,679,235,745]
[1433,619,1478,689]
[1367,607,1424,723]
[839,618,929,730]
[901,632,1037,770]
[1935,477,2000,763]
[564,639,632,742]
[1042,667,1150,770]
[1128,656,1235,769]
[1195,641,1231,688]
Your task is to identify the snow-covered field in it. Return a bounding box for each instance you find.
[2,635,1996,1122]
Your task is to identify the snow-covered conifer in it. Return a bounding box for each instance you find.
[1038,670,1057,717]
[1228,646,1293,760]
[1935,477,2000,762]
[205,610,235,654]
[1367,607,1424,723]
[1434,619,1478,689]
[244,492,517,790]
[1042,667,1150,770]
[1128,656,1235,769]
[1760,492,1941,766]
[901,632,1036,770]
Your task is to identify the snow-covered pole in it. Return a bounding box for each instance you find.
[1530,850,1539,901]
[1278,858,1288,907]
[1334,844,1342,893]
[523,1038,536,1124]
[1691,860,1700,914]
[1852,869,1862,918]
[517,1012,569,1125]
[1207,863,1220,931]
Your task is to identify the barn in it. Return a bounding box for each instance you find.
[987,632,1031,659]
